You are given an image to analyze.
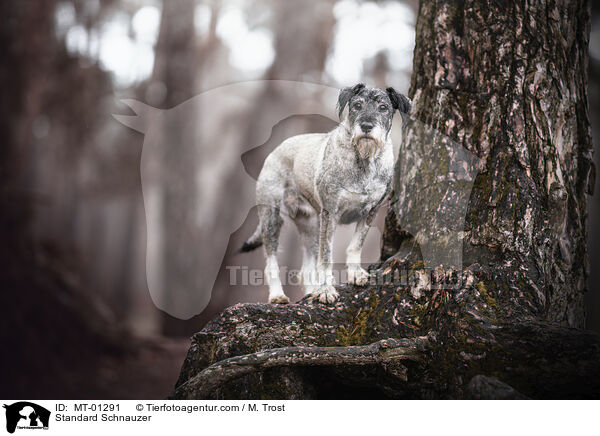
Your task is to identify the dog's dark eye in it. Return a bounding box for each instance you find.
[352,102,362,111]
[378,104,388,111]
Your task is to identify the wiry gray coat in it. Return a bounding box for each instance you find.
[241,84,410,303]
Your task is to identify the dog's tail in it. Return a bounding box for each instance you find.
[239,225,263,253]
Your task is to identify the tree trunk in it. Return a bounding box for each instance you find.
[152,0,202,336]
[171,0,599,399]
[392,0,595,328]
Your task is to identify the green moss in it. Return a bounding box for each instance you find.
[411,303,429,328]
[336,294,380,346]
[476,281,498,309]
[473,171,492,199]
[438,146,450,174]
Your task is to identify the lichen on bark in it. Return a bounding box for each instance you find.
[402,0,594,328]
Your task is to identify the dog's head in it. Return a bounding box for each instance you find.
[337,83,410,159]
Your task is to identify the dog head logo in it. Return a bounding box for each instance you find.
[113,80,481,318]
[3,402,50,433]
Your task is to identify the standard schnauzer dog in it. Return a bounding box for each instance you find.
[241,83,410,304]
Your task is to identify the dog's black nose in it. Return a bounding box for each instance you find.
[360,121,374,133]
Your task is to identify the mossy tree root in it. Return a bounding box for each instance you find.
[172,336,430,399]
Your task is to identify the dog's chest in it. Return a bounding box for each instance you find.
[337,165,390,224]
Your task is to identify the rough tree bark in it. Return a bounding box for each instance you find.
[171,0,599,399]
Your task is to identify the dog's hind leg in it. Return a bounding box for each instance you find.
[258,204,289,304]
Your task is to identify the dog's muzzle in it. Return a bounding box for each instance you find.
[351,133,383,160]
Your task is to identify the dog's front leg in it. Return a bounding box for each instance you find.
[313,209,338,303]
[346,217,372,286]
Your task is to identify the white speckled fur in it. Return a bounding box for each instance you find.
[250,85,409,304]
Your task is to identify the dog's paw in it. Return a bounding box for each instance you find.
[269,294,290,304]
[302,285,317,297]
[348,266,370,286]
[311,285,339,304]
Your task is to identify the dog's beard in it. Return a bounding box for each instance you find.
[351,135,383,160]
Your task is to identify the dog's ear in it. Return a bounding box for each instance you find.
[386,87,411,115]
[337,83,365,118]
